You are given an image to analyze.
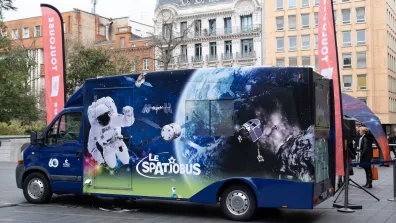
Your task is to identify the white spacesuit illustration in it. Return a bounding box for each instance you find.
[87,96,135,169]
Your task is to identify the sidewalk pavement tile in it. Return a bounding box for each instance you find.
[367,216,390,223]
[348,215,372,222]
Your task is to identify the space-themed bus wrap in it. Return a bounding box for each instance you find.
[17,67,334,221]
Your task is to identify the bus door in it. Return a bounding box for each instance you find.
[91,87,134,190]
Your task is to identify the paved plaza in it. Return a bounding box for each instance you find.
[1,161,395,223]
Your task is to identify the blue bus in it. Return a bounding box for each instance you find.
[16,67,335,221]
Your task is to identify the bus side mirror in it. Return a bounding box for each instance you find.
[30,131,37,145]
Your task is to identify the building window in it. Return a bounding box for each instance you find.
[357,75,367,90]
[357,29,366,45]
[276,16,284,31]
[277,37,284,52]
[289,36,297,51]
[241,39,254,57]
[301,14,310,28]
[342,9,351,24]
[358,97,367,104]
[180,45,188,62]
[180,22,187,34]
[343,53,352,68]
[302,56,311,67]
[289,0,296,8]
[315,55,318,71]
[225,40,232,59]
[241,15,253,33]
[343,75,352,90]
[1,29,6,37]
[23,27,29,38]
[342,0,350,2]
[342,31,351,47]
[12,29,18,40]
[209,19,216,35]
[314,12,318,27]
[334,10,337,24]
[301,35,310,50]
[144,42,148,47]
[357,52,367,68]
[314,34,318,49]
[34,26,41,37]
[301,0,309,7]
[163,23,172,40]
[289,57,297,66]
[224,40,232,60]
[277,58,285,66]
[194,20,202,37]
[314,0,320,6]
[224,18,232,34]
[120,37,125,48]
[356,7,365,23]
[195,43,202,61]
[131,59,136,72]
[288,15,296,30]
[277,0,284,10]
[210,42,217,57]
[143,58,149,71]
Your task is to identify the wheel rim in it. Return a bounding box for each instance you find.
[226,190,250,216]
[27,178,44,200]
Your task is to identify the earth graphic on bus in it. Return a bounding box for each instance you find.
[174,67,316,189]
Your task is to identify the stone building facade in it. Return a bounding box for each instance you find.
[153,0,263,70]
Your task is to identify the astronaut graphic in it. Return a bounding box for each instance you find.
[87,96,135,169]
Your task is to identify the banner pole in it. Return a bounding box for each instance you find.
[388,159,396,202]
[337,140,354,213]
[329,0,346,178]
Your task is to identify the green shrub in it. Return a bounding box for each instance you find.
[0,120,47,135]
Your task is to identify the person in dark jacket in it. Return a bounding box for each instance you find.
[359,127,374,188]
[388,130,396,159]
[353,126,361,167]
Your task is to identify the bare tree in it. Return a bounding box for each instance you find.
[149,9,194,71]
[0,0,17,19]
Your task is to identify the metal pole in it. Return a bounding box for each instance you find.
[338,140,354,213]
[388,159,396,202]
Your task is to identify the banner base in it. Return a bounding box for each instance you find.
[337,207,355,213]
[333,202,362,210]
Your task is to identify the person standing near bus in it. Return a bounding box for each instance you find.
[359,127,374,188]
[387,130,396,159]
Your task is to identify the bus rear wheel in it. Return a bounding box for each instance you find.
[220,184,257,221]
[23,172,52,204]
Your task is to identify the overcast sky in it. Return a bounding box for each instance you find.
[3,0,157,25]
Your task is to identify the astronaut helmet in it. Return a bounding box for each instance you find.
[95,104,111,126]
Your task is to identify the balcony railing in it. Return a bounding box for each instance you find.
[192,55,203,63]
[179,55,188,64]
[235,51,256,60]
[223,53,233,60]
[207,54,218,62]
[159,24,261,40]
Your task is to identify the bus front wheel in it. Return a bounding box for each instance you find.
[220,184,257,221]
[23,172,52,204]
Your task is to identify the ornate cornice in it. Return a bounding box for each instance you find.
[176,10,235,20]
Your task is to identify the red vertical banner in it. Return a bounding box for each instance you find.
[318,0,345,176]
[41,4,66,124]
